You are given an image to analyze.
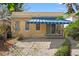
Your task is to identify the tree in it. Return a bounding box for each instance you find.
[0,3,24,39]
[0,4,24,51]
[0,3,23,16]
[66,3,75,14]
[64,3,79,41]
[8,3,23,12]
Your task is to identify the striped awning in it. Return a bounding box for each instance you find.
[27,17,72,24]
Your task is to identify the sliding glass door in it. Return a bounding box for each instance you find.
[46,24,56,34]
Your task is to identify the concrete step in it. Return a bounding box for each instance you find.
[45,34,64,39]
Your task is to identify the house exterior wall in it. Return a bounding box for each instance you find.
[12,18,64,38]
[11,12,64,38]
[12,18,46,38]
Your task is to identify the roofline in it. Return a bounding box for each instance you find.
[12,12,64,18]
[12,11,64,13]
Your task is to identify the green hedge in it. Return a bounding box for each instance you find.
[54,39,71,56]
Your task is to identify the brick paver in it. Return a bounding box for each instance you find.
[0,39,65,56]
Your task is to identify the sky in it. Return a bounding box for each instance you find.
[23,3,67,12]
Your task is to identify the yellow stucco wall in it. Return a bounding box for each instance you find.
[12,18,64,38]
[12,18,46,38]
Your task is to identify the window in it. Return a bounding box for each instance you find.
[15,21,20,30]
[25,22,29,30]
[36,24,40,31]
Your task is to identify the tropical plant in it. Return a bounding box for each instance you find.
[8,3,23,12]
[64,19,79,40]
[66,3,75,14]
[54,39,71,56]
[65,3,79,13]
[64,3,79,41]
[56,16,64,20]
[0,3,23,15]
[0,3,24,38]
[64,3,79,18]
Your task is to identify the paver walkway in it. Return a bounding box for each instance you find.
[10,39,65,56]
[0,38,65,56]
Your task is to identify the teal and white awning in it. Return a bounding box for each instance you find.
[27,17,72,24]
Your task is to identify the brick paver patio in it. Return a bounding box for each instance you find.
[3,38,65,56]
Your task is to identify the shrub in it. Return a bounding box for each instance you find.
[64,19,79,41]
[54,39,71,56]
[62,39,71,46]
[18,34,24,40]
